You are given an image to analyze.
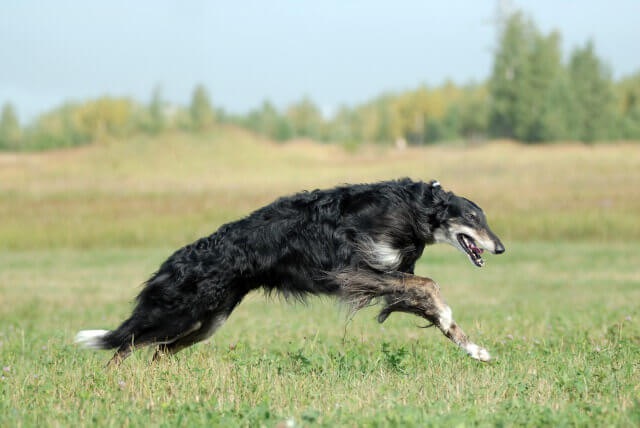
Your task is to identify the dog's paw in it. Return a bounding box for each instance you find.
[465,343,491,362]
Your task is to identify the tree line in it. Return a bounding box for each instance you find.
[1,10,639,151]
[0,84,217,151]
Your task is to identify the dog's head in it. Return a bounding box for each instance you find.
[428,181,505,267]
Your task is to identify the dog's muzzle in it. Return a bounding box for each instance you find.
[457,232,505,267]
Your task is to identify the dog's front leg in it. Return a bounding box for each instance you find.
[337,270,491,362]
[433,307,492,362]
[381,273,492,362]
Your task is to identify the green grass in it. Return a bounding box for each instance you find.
[1,130,639,426]
[1,243,639,427]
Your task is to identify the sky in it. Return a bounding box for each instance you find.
[2,0,639,123]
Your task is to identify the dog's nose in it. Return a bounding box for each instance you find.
[494,242,505,254]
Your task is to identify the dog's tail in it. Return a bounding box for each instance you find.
[74,330,131,349]
[74,241,222,354]
[74,271,202,352]
[75,329,112,349]
[75,322,136,350]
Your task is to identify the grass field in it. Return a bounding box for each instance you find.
[1,128,639,249]
[1,129,639,426]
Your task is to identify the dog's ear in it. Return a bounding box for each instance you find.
[428,180,449,205]
[426,180,455,224]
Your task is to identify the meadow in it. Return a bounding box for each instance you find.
[1,128,639,426]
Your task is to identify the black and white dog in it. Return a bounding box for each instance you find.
[76,179,505,365]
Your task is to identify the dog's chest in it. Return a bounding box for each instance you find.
[367,241,423,272]
[370,242,403,270]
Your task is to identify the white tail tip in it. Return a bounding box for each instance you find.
[75,329,109,349]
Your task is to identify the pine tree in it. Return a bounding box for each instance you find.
[488,11,534,139]
[522,30,564,141]
[567,41,614,142]
[489,10,566,142]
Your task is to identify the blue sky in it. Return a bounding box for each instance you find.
[2,0,639,122]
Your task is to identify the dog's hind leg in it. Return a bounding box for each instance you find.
[151,288,248,361]
[335,270,491,362]
[152,314,229,361]
[106,345,132,368]
[104,319,203,368]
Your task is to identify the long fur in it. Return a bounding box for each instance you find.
[76,178,504,362]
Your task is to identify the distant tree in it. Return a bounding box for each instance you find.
[489,10,567,142]
[328,105,362,145]
[189,84,215,131]
[26,102,86,149]
[242,100,293,141]
[286,96,323,139]
[535,73,574,141]
[616,72,640,139]
[374,98,394,143]
[0,103,21,149]
[255,100,279,138]
[521,30,565,142]
[424,117,446,143]
[488,11,535,139]
[147,85,166,134]
[567,41,615,142]
[357,102,380,143]
[22,98,135,149]
[273,117,294,141]
[76,97,135,139]
[458,85,489,141]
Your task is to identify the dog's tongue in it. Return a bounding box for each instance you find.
[469,241,483,255]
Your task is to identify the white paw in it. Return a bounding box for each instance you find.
[465,343,491,362]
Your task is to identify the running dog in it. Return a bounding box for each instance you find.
[76,179,505,366]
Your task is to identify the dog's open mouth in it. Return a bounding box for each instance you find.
[457,234,485,267]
